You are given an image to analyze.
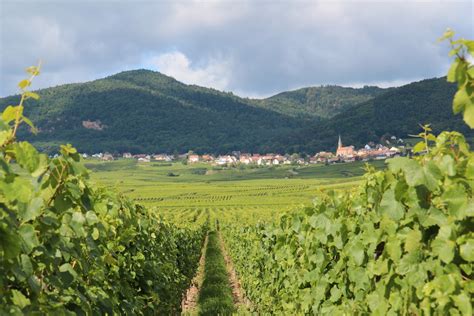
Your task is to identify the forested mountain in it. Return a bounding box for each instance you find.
[0,70,470,154]
[289,77,473,152]
[255,85,386,119]
[0,70,301,154]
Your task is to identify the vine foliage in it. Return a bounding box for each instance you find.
[223,33,474,315]
[0,65,206,314]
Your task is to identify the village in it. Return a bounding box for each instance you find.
[82,136,406,166]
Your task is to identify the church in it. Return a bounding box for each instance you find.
[336,135,355,158]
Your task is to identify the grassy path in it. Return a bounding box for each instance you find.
[197,231,235,315]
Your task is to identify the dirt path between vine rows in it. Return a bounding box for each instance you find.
[217,232,252,309]
[181,234,208,314]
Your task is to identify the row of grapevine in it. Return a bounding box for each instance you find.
[0,67,207,314]
[223,130,473,315]
[223,33,474,315]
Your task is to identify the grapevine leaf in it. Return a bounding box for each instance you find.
[11,290,30,309]
[18,79,31,89]
[59,263,77,276]
[379,188,404,221]
[453,293,472,316]
[439,155,456,176]
[92,227,100,240]
[2,105,19,123]
[21,197,43,222]
[20,254,33,275]
[462,102,474,128]
[431,238,455,264]
[14,141,46,176]
[413,141,426,153]
[24,91,40,100]
[22,116,38,134]
[453,87,469,114]
[25,66,40,75]
[19,224,39,253]
[350,242,365,266]
[86,211,99,225]
[442,184,468,219]
[447,59,459,82]
[404,228,422,252]
[459,239,474,262]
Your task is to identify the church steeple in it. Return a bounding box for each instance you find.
[338,135,342,149]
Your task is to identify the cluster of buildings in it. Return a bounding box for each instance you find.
[329,135,402,163]
[85,136,404,165]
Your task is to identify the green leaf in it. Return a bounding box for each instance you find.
[388,157,424,187]
[72,212,85,225]
[459,239,474,262]
[59,263,78,279]
[22,116,37,134]
[453,293,472,316]
[14,141,46,175]
[349,241,365,266]
[25,66,40,76]
[379,188,404,221]
[11,289,30,309]
[404,228,422,252]
[24,91,39,100]
[422,161,442,191]
[18,79,31,89]
[420,207,447,227]
[432,238,455,264]
[412,141,426,153]
[292,215,301,232]
[447,60,459,82]
[71,212,86,237]
[386,239,402,262]
[442,184,468,219]
[329,285,341,302]
[462,102,474,128]
[0,130,10,145]
[27,275,41,295]
[92,227,100,240]
[0,226,21,260]
[86,211,99,225]
[438,28,454,42]
[453,88,469,114]
[19,224,39,253]
[20,254,33,275]
[2,105,20,123]
[439,155,456,176]
[21,197,43,222]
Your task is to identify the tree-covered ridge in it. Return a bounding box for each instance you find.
[0,70,301,154]
[290,77,473,153]
[0,70,470,154]
[256,85,386,119]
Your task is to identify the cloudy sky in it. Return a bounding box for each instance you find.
[1,0,473,98]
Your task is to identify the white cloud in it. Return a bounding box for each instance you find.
[148,52,232,91]
[0,0,472,97]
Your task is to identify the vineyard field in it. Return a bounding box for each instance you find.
[2,29,473,315]
[85,160,383,223]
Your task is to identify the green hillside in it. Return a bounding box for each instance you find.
[0,70,300,154]
[0,71,470,154]
[292,77,473,152]
[256,85,386,119]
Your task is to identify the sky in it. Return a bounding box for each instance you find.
[1,0,473,98]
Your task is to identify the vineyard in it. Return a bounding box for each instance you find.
[1,32,473,315]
